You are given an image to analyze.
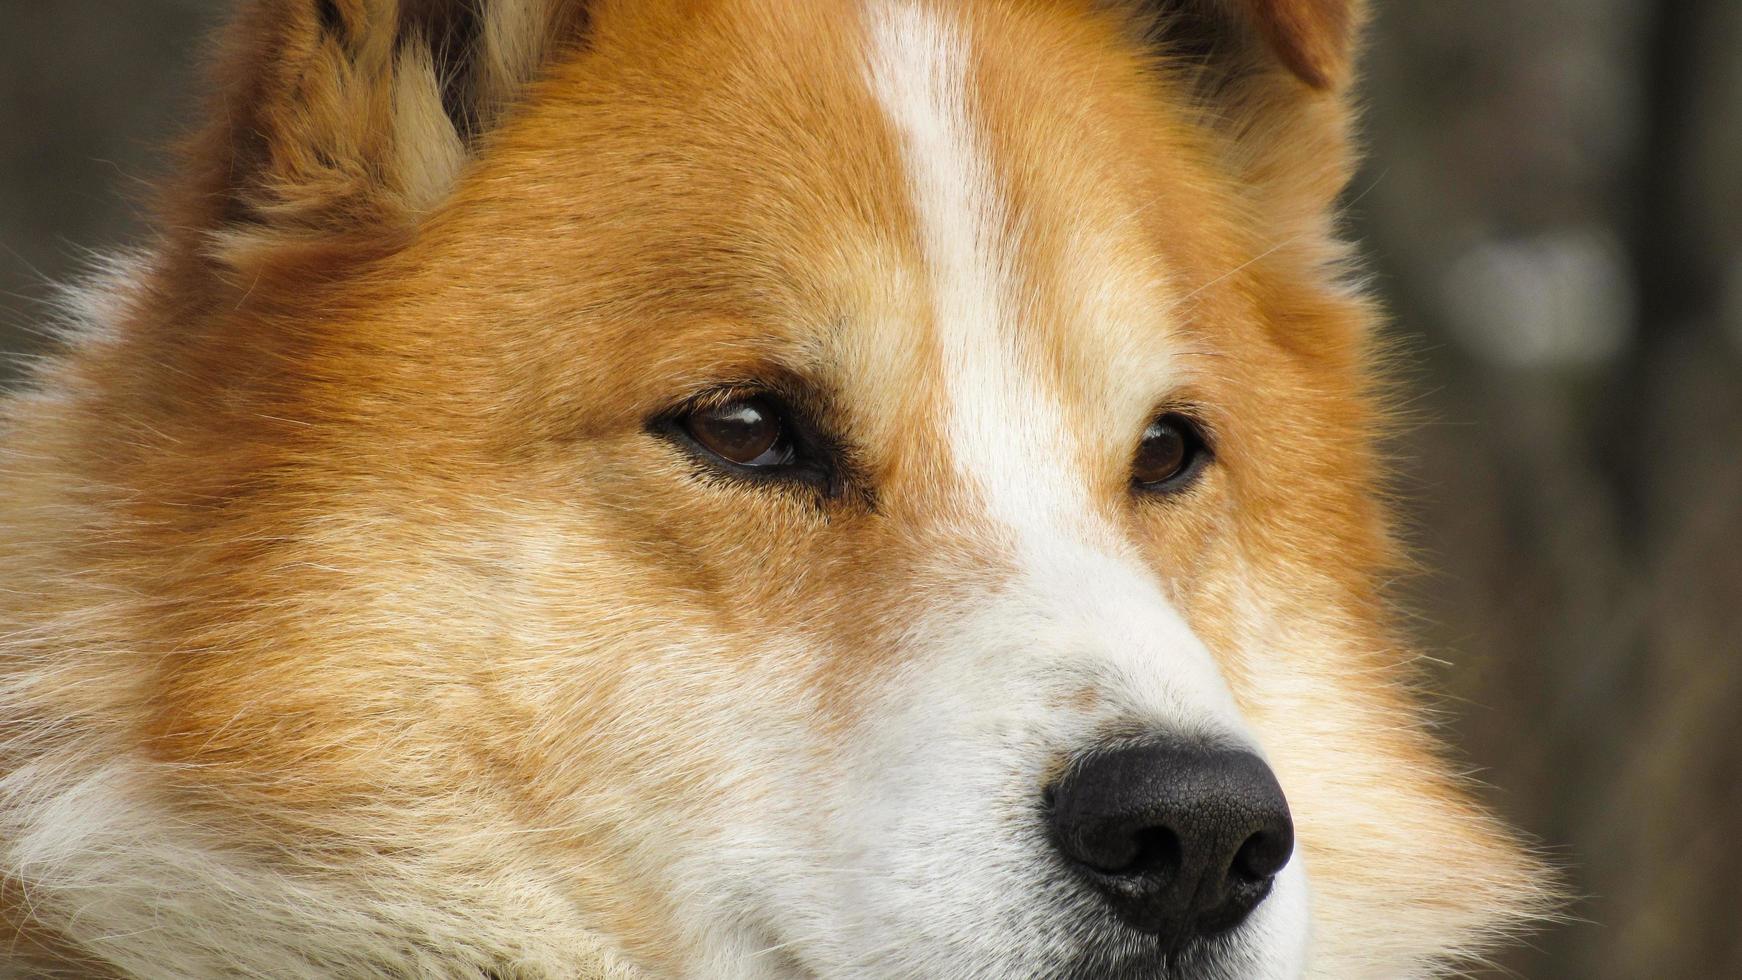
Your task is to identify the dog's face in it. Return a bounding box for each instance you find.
[1,1,1548,977]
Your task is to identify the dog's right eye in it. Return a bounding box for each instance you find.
[656,386,858,500]
[680,395,797,469]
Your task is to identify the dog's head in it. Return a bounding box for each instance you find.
[3,1,1550,976]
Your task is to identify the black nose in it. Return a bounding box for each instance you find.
[1046,741,1294,943]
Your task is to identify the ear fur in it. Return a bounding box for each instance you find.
[1236,0,1359,91]
[1136,0,1363,91]
[1118,0,1367,216]
[179,0,590,264]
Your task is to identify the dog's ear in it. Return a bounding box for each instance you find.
[1230,0,1359,91]
[1135,0,1363,91]
[172,0,591,268]
[1121,0,1368,213]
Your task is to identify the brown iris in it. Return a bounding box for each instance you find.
[1133,413,1206,489]
[682,396,792,467]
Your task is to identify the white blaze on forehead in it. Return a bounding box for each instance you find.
[863,0,1086,534]
[862,1,1252,738]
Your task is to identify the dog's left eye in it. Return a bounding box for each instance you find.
[681,395,797,468]
[1132,413,1211,491]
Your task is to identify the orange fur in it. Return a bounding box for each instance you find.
[2,1,1549,977]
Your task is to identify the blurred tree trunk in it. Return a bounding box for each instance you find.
[1355,0,1742,977]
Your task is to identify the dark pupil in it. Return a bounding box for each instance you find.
[691,400,781,465]
[1136,421,1187,484]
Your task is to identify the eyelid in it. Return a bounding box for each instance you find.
[679,384,778,415]
[659,358,827,409]
[1147,400,1216,443]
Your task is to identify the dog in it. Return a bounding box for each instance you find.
[0,1,1551,976]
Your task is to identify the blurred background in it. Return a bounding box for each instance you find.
[2,1,1738,976]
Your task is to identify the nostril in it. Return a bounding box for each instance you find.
[1125,825,1182,877]
[1085,824,1181,877]
[1232,827,1292,882]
